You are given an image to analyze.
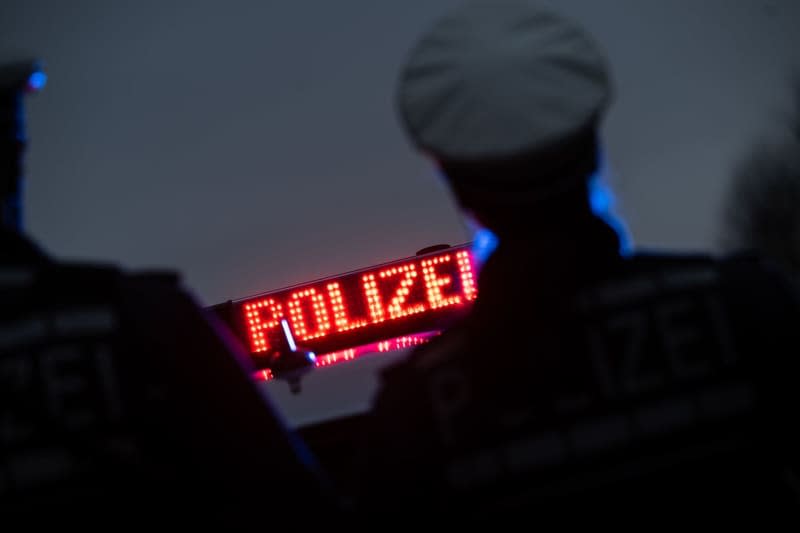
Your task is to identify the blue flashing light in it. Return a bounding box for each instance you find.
[588,170,633,257]
[472,227,499,265]
[280,319,297,352]
[27,71,47,92]
[307,352,317,363]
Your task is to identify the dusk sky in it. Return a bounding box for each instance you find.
[3,0,799,423]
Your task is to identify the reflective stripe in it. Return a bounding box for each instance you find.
[0,268,34,288]
[660,267,719,289]
[569,414,630,453]
[578,277,656,311]
[0,318,46,350]
[6,448,76,488]
[634,395,695,435]
[698,383,755,418]
[53,308,117,335]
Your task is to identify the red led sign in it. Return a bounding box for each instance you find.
[213,244,477,366]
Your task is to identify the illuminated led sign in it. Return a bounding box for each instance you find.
[210,244,477,369]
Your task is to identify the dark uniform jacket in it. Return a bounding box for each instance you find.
[364,219,800,524]
[0,230,331,528]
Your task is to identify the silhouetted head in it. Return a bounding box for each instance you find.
[395,0,612,238]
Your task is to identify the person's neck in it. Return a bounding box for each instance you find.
[500,207,614,246]
[481,214,624,288]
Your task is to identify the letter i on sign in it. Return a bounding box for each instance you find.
[456,250,477,301]
[327,282,368,332]
[362,274,385,323]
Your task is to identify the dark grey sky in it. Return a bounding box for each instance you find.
[3,0,799,305]
[3,0,799,422]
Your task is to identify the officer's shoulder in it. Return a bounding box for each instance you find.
[122,269,182,287]
[715,249,793,276]
[40,260,121,277]
[22,261,123,298]
[39,261,181,290]
[627,249,716,272]
[630,247,776,271]
[625,248,788,284]
[631,248,799,306]
[718,250,800,302]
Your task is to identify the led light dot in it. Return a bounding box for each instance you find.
[244,298,284,353]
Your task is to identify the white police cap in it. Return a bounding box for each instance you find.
[397,0,612,163]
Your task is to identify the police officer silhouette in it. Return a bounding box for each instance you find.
[362,1,800,523]
[0,60,333,528]
[721,83,800,284]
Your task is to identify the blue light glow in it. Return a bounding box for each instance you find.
[471,227,499,264]
[462,212,499,268]
[589,149,633,256]
[27,71,47,92]
[307,352,317,362]
[280,318,297,351]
